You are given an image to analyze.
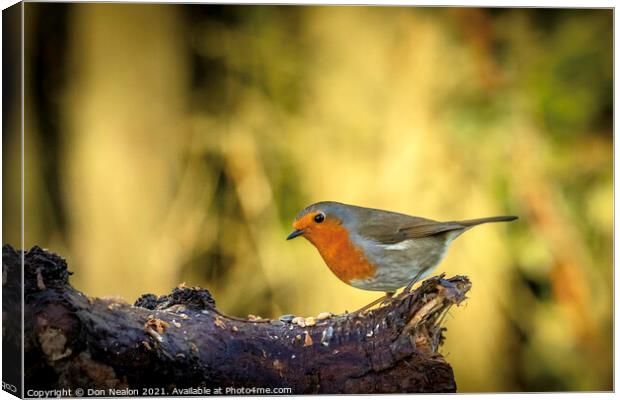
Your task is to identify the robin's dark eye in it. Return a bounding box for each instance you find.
[314,213,325,223]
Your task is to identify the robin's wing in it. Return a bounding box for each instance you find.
[356,211,465,244]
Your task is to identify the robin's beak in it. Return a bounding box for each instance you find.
[286,229,304,240]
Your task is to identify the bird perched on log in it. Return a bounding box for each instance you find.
[287,201,517,311]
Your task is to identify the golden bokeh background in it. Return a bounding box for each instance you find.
[6,4,612,392]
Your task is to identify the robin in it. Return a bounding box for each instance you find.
[287,201,517,311]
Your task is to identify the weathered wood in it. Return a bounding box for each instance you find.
[4,245,471,394]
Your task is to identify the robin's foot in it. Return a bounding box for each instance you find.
[379,299,391,307]
[355,292,395,315]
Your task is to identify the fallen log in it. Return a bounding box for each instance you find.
[3,245,471,395]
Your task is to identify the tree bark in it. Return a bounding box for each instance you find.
[4,245,471,394]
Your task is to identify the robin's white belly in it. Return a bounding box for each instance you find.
[349,237,449,292]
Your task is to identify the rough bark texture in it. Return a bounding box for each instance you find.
[4,245,472,394]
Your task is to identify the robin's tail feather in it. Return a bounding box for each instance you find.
[456,215,518,227]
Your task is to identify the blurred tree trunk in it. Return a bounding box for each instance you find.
[62,4,190,300]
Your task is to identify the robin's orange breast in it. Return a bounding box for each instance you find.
[303,221,377,284]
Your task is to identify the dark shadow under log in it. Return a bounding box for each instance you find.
[4,245,471,394]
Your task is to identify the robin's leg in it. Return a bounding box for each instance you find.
[355,292,395,315]
[403,269,427,293]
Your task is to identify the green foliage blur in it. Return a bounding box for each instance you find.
[10,4,612,392]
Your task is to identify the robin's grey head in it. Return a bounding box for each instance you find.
[287,201,353,240]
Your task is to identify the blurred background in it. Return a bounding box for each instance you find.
[4,3,612,392]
